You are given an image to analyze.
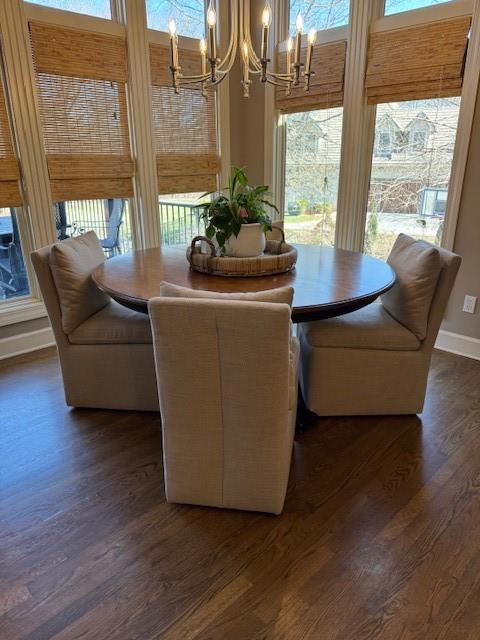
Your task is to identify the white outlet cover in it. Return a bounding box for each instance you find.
[463,295,477,314]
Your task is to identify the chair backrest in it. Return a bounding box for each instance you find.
[105,199,125,245]
[148,296,293,512]
[382,234,461,348]
[31,231,110,341]
[423,244,461,350]
[30,244,69,347]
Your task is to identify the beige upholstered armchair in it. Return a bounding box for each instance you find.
[31,232,158,411]
[298,235,461,416]
[149,290,299,515]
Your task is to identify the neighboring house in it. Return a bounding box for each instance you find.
[285,108,343,209]
[285,98,460,215]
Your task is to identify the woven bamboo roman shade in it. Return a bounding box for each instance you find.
[366,16,471,104]
[275,40,346,114]
[150,43,219,195]
[30,21,134,202]
[0,74,22,207]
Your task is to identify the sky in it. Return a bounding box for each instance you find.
[32,0,111,19]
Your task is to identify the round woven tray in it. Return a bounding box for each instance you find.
[186,231,297,277]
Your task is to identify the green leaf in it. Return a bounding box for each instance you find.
[260,198,279,214]
[199,190,216,200]
[206,225,215,239]
[236,167,248,187]
[231,218,242,237]
[216,231,226,249]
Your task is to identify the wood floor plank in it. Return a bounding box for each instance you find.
[1,348,480,639]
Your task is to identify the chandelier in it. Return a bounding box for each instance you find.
[167,1,317,98]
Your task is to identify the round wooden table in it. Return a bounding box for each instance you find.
[93,244,396,323]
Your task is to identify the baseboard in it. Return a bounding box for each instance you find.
[435,329,480,361]
[0,327,55,361]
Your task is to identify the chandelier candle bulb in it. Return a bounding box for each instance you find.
[261,4,271,60]
[242,40,250,96]
[207,4,217,61]
[305,28,316,82]
[200,38,207,75]
[286,36,293,95]
[168,19,179,69]
[294,13,303,85]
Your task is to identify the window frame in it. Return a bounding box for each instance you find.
[268,0,480,252]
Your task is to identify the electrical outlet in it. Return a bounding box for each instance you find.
[462,295,477,314]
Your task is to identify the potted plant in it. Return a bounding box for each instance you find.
[199,167,277,257]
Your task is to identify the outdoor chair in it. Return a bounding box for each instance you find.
[54,202,71,240]
[100,198,125,257]
[0,210,28,298]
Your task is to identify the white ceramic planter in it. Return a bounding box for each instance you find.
[224,223,266,257]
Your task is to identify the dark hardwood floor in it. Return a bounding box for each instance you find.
[1,347,480,639]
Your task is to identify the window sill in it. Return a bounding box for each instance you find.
[0,297,47,327]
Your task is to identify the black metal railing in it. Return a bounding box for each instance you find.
[55,199,204,252]
[159,200,204,246]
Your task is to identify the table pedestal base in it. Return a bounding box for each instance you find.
[296,386,319,433]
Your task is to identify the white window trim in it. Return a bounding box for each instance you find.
[117,0,161,249]
[264,0,288,220]
[335,0,384,251]
[0,0,57,325]
[0,297,47,327]
[269,0,479,253]
[217,0,231,188]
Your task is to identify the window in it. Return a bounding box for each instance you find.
[146,0,206,38]
[284,107,343,246]
[364,98,461,259]
[30,21,134,210]
[385,1,451,16]
[410,130,427,152]
[289,0,350,33]
[28,0,111,19]
[51,199,133,257]
[375,130,393,158]
[149,40,220,235]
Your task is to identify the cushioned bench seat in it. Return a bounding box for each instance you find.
[301,303,420,351]
[68,300,152,345]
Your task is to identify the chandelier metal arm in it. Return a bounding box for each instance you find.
[217,0,238,72]
[168,0,317,97]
